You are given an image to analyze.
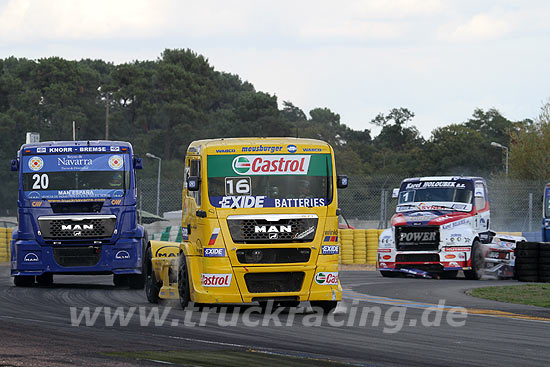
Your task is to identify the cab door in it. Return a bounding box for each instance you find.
[183,157,203,249]
[473,181,490,231]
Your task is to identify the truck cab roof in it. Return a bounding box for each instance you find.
[186,137,333,155]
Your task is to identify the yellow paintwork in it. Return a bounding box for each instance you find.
[150,138,342,303]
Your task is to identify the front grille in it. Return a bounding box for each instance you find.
[244,272,305,293]
[38,215,116,239]
[50,201,104,214]
[227,215,317,243]
[396,253,440,262]
[236,248,311,264]
[53,246,102,267]
[395,226,440,251]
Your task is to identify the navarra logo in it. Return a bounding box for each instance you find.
[314,272,339,285]
[231,155,311,175]
[108,155,123,170]
[28,157,44,171]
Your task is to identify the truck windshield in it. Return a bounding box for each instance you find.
[397,180,473,211]
[207,154,332,208]
[21,153,130,199]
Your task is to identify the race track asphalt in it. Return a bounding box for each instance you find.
[0,264,548,367]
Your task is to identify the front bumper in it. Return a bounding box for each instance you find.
[154,256,342,303]
[11,238,143,276]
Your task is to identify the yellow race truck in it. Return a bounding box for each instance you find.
[145,138,348,313]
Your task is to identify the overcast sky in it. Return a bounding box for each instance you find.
[1,0,548,137]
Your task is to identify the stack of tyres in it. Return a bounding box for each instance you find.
[366,229,379,265]
[353,230,367,264]
[539,243,550,283]
[339,229,354,265]
[0,227,10,262]
[515,242,539,282]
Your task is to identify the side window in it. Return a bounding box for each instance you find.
[474,182,486,210]
[190,159,201,206]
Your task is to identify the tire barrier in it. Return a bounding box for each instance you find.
[515,242,550,282]
[339,229,354,265]
[0,227,11,262]
[339,228,384,265]
[540,243,550,283]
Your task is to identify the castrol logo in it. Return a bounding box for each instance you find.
[232,155,311,175]
[200,273,232,287]
[314,272,339,285]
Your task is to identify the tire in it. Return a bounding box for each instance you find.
[539,276,550,283]
[516,270,538,277]
[518,275,538,282]
[441,270,458,279]
[14,276,35,287]
[464,241,484,280]
[36,273,53,286]
[538,270,550,278]
[538,264,550,272]
[516,249,538,258]
[516,242,540,251]
[177,253,191,309]
[380,271,398,278]
[516,257,538,265]
[113,274,128,287]
[539,256,550,264]
[515,263,538,271]
[310,301,338,314]
[145,247,160,304]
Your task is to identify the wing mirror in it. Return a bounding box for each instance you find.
[392,188,399,198]
[187,176,200,191]
[10,159,19,171]
[133,157,143,169]
[337,175,348,189]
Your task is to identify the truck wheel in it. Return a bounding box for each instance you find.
[464,241,484,280]
[145,247,160,303]
[14,276,35,287]
[113,274,128,287]
[310,301,338,314]
[36,273,53,286]
[177,254,191,309]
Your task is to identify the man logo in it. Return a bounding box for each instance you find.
[115,250,130,260]
[269,233,278,239]
[73,231,82,236]
[24,253,39,262]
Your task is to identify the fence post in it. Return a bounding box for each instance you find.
[529,192,533,232]
[379,190,385,229]
[383,190,389,228]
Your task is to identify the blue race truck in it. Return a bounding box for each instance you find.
[544,184,550,242]
[10,141,147,288]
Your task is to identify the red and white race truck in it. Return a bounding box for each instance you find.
[377,176,524,279]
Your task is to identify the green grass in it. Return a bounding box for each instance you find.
[105,350,356,367]
[469,284,550,308]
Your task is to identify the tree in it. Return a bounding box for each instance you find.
[510,102,550,179]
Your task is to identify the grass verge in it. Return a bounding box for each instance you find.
[469,284,550,308]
